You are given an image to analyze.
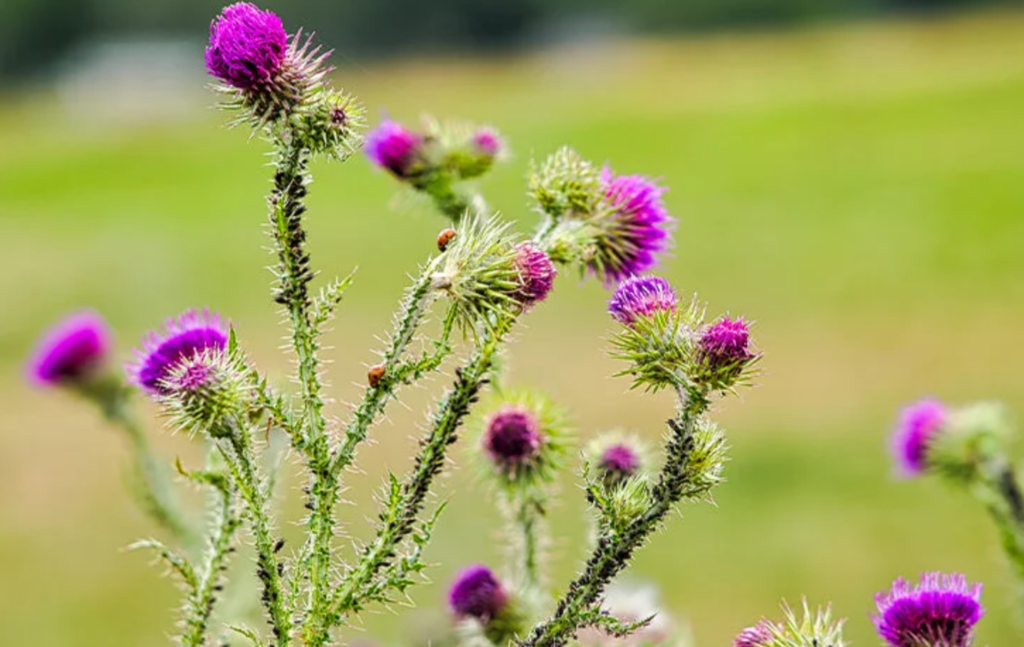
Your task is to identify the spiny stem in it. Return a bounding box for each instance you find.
[180,475,241,647]
[267,137,337,646]
[520,391,710,647]
[220,422,292,646]
[327,270,440,477]
[512,494,543,592]
[331,327,505,618]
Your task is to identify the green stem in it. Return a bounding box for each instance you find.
[180,474,241,647]
[267,138,337,645]
[331,329,503,617]
[220,422,292,646]
[521,391,710,647]
[329,274,446,478]
[512,494,543,592]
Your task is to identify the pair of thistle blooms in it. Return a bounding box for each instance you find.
[24,2,991,647]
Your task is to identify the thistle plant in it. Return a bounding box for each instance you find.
[889,397,1024,604]
[26,4,994,647]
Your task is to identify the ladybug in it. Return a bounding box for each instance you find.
[437,228,457,252]
[367,364,386,388]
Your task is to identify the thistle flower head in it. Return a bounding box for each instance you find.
[600,444,641,481]
[205,3,288,90]
[159,348,251,438]
[608,275,678,327]
[365,119,424,179]
[484,406,542,470]
[448,564,508,621]
[892,399,947,477]
[131,309,229,395]
[873,572,983,647]
[734,620,776,647]
[472,128,502,159]
[696,316,756,390]
[27,311,111,387]
[591,167,673,285]
[475,391,571,489]
[513,242,556,309]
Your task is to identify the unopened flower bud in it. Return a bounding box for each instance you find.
[448,564,508,622]
[512,242,556,309]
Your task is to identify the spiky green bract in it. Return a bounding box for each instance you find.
[430,212,522,334]
[214,30,331,132]
[296,88,366,162]
[474,390,573,491]
[609,296,703,393]
[924,401,1024,586]
[455,595,531,647]
[755,601,847,647]
[928,402,1014,486]
[529,146,604,221]
[158,345,253,439]
[427,118,505,181]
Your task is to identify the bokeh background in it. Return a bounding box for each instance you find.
[2,0,1024,645]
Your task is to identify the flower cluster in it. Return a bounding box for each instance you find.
[529,148,674,286]
[366,118,505,219]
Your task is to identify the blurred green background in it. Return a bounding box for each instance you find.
[3,3,1024,646]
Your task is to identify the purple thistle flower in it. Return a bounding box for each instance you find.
[472,128,502,159]
[449,564,508,621]
[874,572,983,647]
[607,275,678,327]
[131,310,229,395]
[600,444,640,480]
[205,3,288,90]
[597,168,673,285]
[365,119,424,178]
[483,406,542,471]
[513,242,556,308]
[892,399,947,477]
[734,621,775,647]
[27,311,111,387]
[699,316,753,368]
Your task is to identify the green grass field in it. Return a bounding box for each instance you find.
[2,7,1024,646]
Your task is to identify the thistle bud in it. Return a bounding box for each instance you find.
[484,406,542,473]
[528,147,603,220]
[476,392,570,490]
[512,242,556,309]
[696,316,756,390]
[448,564,508,622]
[27,311,111,388]
[873,573,983,647]
[448,565,526,644]
[588,434,645,488]
[453,128,503,179]
[891,399,947,477]
[365,119,425,179]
